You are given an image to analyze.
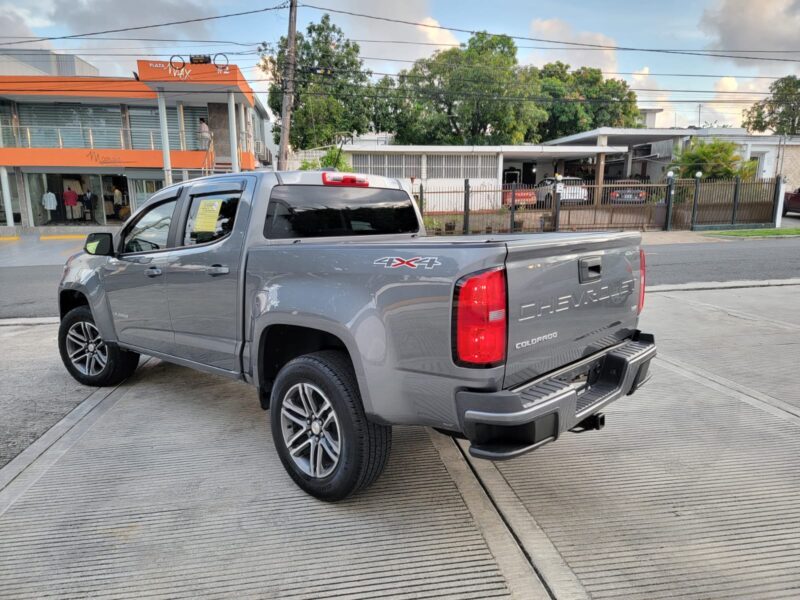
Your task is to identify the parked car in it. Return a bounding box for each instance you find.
[501,185,537,208]
[783,187,800,216]
[536,176,590,203]
[58,170,655,501]
[606,180,648,204]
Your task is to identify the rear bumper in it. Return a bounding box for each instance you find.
[456,332,656,460]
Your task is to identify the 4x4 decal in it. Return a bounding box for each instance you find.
[374,256,442,270]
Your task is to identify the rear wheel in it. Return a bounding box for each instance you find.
[58,306,139,386]
[270,350,391,501]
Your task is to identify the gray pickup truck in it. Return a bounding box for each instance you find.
[58,170,655,500]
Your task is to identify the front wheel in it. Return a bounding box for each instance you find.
[270,350,391,501]
[58,306,140,386]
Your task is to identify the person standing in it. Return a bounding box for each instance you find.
[112,185,124,219]
[63,187,79,221]
[199,117,211,149]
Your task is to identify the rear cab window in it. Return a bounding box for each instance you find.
[264,185,419,239]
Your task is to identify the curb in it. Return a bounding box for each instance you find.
[647,278,800,293]
[0,359,152,516]
[0,317,59,327]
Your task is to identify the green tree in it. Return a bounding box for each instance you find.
[743,75,800,135]
[669,139,756,180]
[264,15,370,149]
[536,62,639,140]
[299,146,352,171]
[391,33,548,144]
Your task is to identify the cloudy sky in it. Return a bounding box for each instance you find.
[4,0,799,128]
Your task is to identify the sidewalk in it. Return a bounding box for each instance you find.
[641,230,727,245]
[1,285,799,598]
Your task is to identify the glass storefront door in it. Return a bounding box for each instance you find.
[25,173,105,226]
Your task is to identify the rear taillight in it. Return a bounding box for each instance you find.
[322,172,369,187]
[611,191,619,199]
[638,248,646,314]
[453,268,507,366]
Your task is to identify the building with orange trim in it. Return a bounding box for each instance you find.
[0,57,272,229]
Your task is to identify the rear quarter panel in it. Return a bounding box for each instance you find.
[245,239,508,429]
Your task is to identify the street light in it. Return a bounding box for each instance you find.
[666,170,674,179]
[695,171,703,179]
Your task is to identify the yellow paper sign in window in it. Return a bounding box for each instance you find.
[193,199,223,233]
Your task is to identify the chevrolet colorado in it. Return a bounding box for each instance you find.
[58,170,655,500]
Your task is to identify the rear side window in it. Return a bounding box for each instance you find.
[264,185,419,239]
[183,194,240,245]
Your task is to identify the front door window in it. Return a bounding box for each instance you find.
[122,200,176,254]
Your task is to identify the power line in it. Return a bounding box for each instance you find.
[0,83,766,104]
[300,3,800,63]
[0,36,261,47]
[0,71,774,100]
[0,3,288,48]
[350,38,800,54]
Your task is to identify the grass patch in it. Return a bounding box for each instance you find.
[711,228,800,237]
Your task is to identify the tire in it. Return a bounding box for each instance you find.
[270,350,391,501]
[58,306,140,387]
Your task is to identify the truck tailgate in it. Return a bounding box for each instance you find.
[503,232,642,389]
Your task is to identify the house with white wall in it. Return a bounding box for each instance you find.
[544,127,800,185]
[342,143,625,211]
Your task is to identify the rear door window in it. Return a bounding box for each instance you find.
[264,185,419,239]
[183,194,240,246]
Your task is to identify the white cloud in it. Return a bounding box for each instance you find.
[321,0,460,72]
[524,18,618,73]
[630,67,684,128]
[700,0,800,76]
[33,0,218,75]
[0,7,52,49]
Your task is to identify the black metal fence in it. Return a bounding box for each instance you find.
[415,177,781,234]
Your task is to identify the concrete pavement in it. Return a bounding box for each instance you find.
[1,283,799,598]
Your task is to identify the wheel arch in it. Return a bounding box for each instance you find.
[256,321,370,414]
[59,289,90,319]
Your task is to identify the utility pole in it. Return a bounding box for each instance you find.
[277,0,298,171]
[697,104,702,127]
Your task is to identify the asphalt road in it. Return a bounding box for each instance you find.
[1,236,799,318]
[643,236,800,285]
[0,265,63,319]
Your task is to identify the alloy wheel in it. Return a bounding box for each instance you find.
[65,321,108,377]
[280,382,342,478]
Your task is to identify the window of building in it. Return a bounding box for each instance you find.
[351,154,422,179]
[264,185,418,239]
[183,194,240,245]
[17,104,123,149]
[128,106,208,151]
[122,200,176,253]
[427,154,496,179]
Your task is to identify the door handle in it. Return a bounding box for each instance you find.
[145,266,162,277]
[206,264,230,276]
[579,257,602,283]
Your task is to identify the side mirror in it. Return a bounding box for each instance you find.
[84,232,114,256]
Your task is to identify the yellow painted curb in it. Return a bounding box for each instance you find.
[39,234,87,241]
[0,235,20,241]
